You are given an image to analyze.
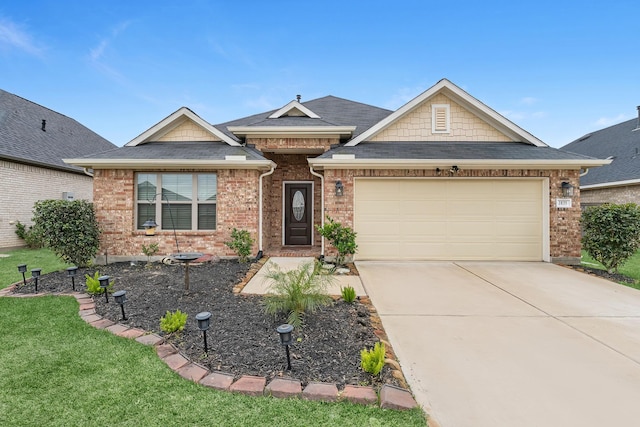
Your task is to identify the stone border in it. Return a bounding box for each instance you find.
[0,284,418,411]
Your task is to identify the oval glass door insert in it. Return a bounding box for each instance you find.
[292,190,305,221]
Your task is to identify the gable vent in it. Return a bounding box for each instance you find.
[432,104,450,133]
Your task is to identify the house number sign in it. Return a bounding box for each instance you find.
[556,198,572,209]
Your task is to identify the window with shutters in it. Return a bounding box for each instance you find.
[432,104,450,133]
[136,173,217,231]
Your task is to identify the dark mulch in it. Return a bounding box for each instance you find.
[565,264,638,285]
[13,259,398,389]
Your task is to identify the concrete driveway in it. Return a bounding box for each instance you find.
[356,261,640,427]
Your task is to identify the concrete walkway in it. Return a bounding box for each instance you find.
[357,261,640,427]
[242,257,366,296]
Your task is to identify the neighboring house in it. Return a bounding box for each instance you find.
[561,109,640,207]
[65,79,607,265]
[0,89,116,249]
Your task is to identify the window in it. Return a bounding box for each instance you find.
[136,173,217,231]
[432,104,450,133]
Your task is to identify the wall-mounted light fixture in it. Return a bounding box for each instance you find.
[449,165,460,175]
[561,182,574,197]
[335,180,344,197]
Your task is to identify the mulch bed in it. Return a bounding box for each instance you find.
[12,259,399,389]
[564,264,638,285]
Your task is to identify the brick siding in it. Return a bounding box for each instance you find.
[0,160,93,249]
[580,185,640,206]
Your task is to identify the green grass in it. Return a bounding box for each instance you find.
[581,249,640,289]
[0,296,426,426]
[0,248,71,289]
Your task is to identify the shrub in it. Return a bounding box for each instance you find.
[224,228,254,263]
[84,271,114,296]
[582,203,640,273]
[360,341,386,376]
[341,285,356,303]
[263,261,333,328]
[160,310,188,334]
[142,242,160,265]
[315,216,358,267]
[32,200,100,267]
[14,221,44,248]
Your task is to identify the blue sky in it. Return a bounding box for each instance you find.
[1,1,638,147]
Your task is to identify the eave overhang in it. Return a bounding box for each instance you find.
[227,126,356,138]
[581,178,640,190]
[307,158,611,170]
[63,158,276,171]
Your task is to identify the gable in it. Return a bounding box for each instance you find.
[370,93,514,142]
[158,118,222,142]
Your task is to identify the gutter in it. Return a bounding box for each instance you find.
[309,165,325,257]
[257,165,276,258]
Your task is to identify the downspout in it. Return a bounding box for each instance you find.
[83,168,94,177]
[580,168,589,177]
[309,165,325,258]
[257,165,276,258]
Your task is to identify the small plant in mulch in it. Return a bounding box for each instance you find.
[142,242,160,266]
[315,216,358,267]
[361,341,386,376]
[160,309,188,334]
[263,260,333,328]
[341,285,357,303]
[84,271,114,296]
[225,228,254,263]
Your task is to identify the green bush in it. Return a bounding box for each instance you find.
[84,271,114,296]
[315,216,358,267]
[341,285,356,303]
[142,242,160,265]
[14,221,44,249]
[160,310,188,334]
[360,341,386,376]
[32,200,100,267]
[224,228,254,263]
[582,203,640,273]
[263,261,333,328]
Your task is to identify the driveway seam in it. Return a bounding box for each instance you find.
[455,262,640,367]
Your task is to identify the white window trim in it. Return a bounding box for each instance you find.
[432,104,450,134]
[135,173,217,231]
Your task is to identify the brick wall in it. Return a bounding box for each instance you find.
[580,185,640,205]
[322,168,582,263]
[0,160,93,249]
[371,93,514,142]
[92,168,260,262]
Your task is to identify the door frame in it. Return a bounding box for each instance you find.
[282,181,314,246]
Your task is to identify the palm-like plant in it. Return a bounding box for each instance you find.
[263,260,333,328]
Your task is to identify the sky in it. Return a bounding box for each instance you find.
[0,0,638,148]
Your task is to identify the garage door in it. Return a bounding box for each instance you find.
[354,178,545,261]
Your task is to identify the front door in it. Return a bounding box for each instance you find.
[284,183,312,245]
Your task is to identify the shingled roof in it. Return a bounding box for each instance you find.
[561,116,640,186]
[0,89,115,174]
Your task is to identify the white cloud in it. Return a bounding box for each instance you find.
[519,97,538,105]
[0,17,43,56]
[89,20,131,62]
[245,95,277,111]
[594,114,629,127]
[500,110,525,120]
[384,85,427,110]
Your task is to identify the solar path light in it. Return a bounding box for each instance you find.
[99,275,110,303]
[17,264,27,287]
[196,311,212,353]
[276,324,294,370]
[66,266,78,291]
[31,268,41,293]
[113,290,127,320]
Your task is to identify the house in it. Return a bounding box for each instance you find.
[65,79,608,265]
[0,89,116,249]
[561,109,640,207]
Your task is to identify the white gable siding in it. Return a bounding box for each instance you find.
[370,94,514,142]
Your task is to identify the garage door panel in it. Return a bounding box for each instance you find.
[355,179,543,261]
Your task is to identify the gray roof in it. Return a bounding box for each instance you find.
[0,89,116,173]
[561,118,640,185]
[78,141,267,161]
[216,95,392,140]
[320,141,601,161]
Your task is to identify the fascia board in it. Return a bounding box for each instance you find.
[227,126,356,136]
[126,107,240,147]
[581,178,640,189]
[345,79,547,147]
[63,158,276,170]
[307,158,611,170]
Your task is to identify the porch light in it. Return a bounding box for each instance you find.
[561,182,574,198]
[17,264,27,287]
[31,268,41,293]
[449,165,460,175]
[335,180,344,197]
[276,324,294,370]
[99,275,110,303]
[196,311,212,353]
[113,290,127,320]
[142,219,158,236]
[66,266,78,291]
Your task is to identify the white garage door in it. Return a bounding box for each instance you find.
[354,178,545,261]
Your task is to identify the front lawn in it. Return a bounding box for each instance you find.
[581,249,640,289]
[0,296,426,426]
[0,247,71,289]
